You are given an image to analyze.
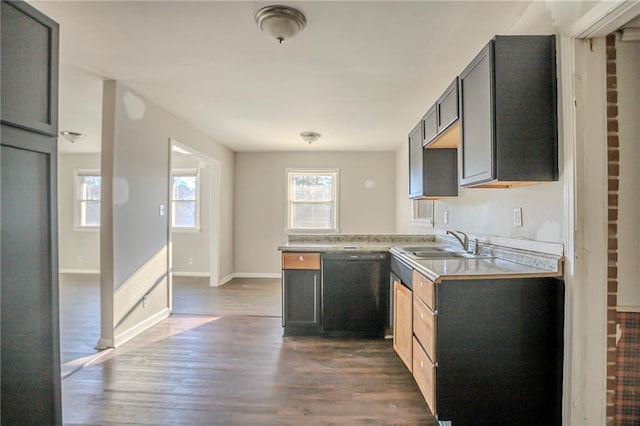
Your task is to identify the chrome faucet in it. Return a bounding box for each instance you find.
[446,230,469,252]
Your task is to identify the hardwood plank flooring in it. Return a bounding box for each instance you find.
[172,276,281,317]
[62,315,437,425]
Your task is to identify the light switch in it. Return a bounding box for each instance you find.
[514,208,523,227]
[159,204,165,216]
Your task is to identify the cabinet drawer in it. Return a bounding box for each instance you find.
[282,253,320,270]
[413,336,437,415]
[413,270,436,310]
[413,295,436,362]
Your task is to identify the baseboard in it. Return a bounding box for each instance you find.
[172,272,211,278]
[60,269,100,275]
[218,272,281,286]
[112,307,171,348]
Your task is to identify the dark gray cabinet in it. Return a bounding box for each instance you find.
[1,1,62,424]
[423,78,459,147]
[459,36,558,188]
[283,270,320,331]
[429,277,564,425]
[408,122,458,199]
[1,1,59,136]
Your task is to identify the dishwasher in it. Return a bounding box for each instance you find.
[321,252,389,338]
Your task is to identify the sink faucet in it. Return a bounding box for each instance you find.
[446,230,469,252]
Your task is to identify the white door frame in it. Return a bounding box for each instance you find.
[560,1,640,424]
[169,138,221,288]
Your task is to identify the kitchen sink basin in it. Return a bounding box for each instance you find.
[395,246,494,260]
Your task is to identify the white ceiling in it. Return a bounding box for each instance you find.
[34,1,538,153]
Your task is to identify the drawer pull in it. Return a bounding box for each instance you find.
[298,256,304,262]
[421,313,424,319]
[420,360,424,368]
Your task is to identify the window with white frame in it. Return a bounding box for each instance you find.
[171,169,200,230]
[286,169,339,233]
[75,170,101,229]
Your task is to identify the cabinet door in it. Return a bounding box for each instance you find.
[393,281,413,372]
[422,105,437,146]
[1,1,59,135]
[283,270,320,327]
[408,122,425,198]
[437,78,459,133]
[459,42,494,186]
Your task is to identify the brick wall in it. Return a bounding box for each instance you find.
[605,33,618,426]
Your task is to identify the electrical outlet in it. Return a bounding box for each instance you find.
[188,257,194,265]
[444,210,449,224]
[159,204,165,216]
[513,207,523,227]
[142,295,149,308]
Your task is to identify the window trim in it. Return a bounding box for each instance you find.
[74,169,101,232]
[171,167,201,233]
[411,199,435,228]
[285,168,339,234]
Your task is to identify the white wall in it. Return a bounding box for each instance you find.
[99,81,235,347]
[617,37,640,308]
[58,153,101,272]
[234,151,396,275]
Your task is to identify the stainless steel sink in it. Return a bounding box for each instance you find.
[396,246,494,260]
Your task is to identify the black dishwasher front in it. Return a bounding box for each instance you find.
[321,252,389,338]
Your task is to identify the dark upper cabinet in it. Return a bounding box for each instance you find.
[408,122,458,199]
[408,122,425,198]
[459,35,558,188]
[1,1,59,136]
[423,78,459,148]
[422,105,437,146]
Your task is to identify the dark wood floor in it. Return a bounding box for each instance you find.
[60,275,437,424]
[172,276,281,317]
[62,315,437,425]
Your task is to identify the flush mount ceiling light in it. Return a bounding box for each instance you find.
[59,130,86,143]
[300,131,321,144]
[255,5,307,44]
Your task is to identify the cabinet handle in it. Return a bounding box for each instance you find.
[421,313,424,319]
[420,282,423,287]
[298,256,304,262]
[420,360,424,368]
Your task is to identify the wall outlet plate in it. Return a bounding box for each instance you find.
[444,210,449,224]
[514,207,523,227]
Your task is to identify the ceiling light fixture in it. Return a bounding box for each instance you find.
[59,130,86,143]
[300,131,321,144]
[255,5,307,44]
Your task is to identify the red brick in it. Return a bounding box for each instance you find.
[608,135,619,148]
[607,76,617,89]
[606,404,616,417]
[607,322,617,335]
[607,90,618,103]
[609,149,620,162]
[608,209,618,221]
[608,162,619,176]
[606,33,616,45]
[606,417,616,426]
[608,223,617,237]
[608,193,618,207]
[608,178,619,191]
[607,390,616,405]
[607,61,617,75]
[606,47,616,61]
[608,280,618,293]
[608,309,617,321]
[608,238,618,250]
[608,266,618,279]
[608,294,617,307]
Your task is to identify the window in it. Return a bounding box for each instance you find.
[75,170,101,229]
[412,199,434,227]
[286,169,338,233]
[172,169,200,231]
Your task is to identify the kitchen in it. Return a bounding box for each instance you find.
[2,0,640,425]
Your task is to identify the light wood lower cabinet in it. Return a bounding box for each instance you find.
[413,336,436,414]
[413,295,436,362]
[393,280,413,372]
